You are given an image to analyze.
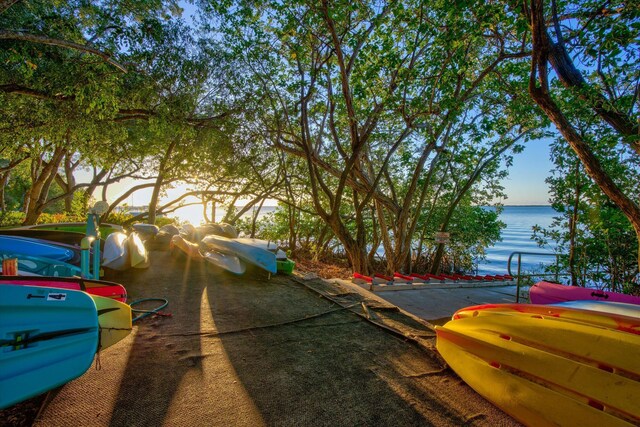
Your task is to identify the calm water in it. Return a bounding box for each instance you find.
[478,205,557,275]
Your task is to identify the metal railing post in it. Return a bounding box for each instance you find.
[516,253,522,302]
[80,236,95,278]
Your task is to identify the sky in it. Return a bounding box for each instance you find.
[495,138,553,206]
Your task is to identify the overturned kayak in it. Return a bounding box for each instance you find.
[234,237,288,259]
[131,223,159,238]
[436,303,640,426]
[102,232,130,271]
[128,232,149,269]
[203,250,246,275]
[201,235,277,274]
[0,285,99,409]
[0,276,127,302]
[530,280,640,306]
[170,235,204,260]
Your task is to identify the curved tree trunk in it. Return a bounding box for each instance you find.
[148,138,179,225]
[23,145,66,225]
[529,0,640,270]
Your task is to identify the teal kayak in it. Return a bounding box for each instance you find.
[0,285,99,409]
[0,252,82,277]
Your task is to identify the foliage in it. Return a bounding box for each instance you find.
[0,211,25,227]
[533,122,639,291]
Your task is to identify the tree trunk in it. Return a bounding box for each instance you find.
[23,146,66,225]
[0,170,9,210]
[529,0,640,270]
[211,200,216,223]
[148,138,179,225]
[63,155,76,213]
[568,162,580,286]
[250,198,265,238]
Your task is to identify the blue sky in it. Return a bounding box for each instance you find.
[497,139,553,205]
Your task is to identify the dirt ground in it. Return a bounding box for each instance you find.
[1,250,520,426]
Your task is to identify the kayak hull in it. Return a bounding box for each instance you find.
[437,304,640,426]
[529,281,640,305]
[0,252,82,277]
[202,236,277,274]
[26,222,123,238]
[170,235,204,260]
[0,276,127,302]
[92,295,132,351]
[203,250,246,275]
[0,285,99,409]
[102,232,130,271]
[127,232,149,268]
[0,235,78,263]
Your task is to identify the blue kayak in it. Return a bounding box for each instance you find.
[0,235,77,263]
[0,285,99,409]
[0,252,82,277]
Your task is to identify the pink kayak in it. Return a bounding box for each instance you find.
[529,281,640,306]
[0,276,127,302]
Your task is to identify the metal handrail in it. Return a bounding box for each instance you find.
[508,251,567,302]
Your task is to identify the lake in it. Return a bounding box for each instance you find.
[478,205,557,275]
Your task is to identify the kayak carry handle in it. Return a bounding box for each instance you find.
[590,291,609,299]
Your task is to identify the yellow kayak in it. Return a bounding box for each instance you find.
[436,304,640,427]
[92,295,132,351]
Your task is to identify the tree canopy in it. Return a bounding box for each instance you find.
[1,0,638,285]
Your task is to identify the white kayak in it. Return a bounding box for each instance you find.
[201,235,277,274]
[102,232,130,271]
[233,238,287,260]
[128,232,149,268]
[203,250,246,275]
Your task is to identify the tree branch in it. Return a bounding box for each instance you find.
[0,30,127,73]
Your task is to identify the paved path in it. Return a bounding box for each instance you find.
[370,285,523,322]
[25,252,519,427]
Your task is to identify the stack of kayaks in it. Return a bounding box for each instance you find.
[0,283,132,409]
[435,302,640,426]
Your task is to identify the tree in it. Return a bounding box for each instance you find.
[208,0,535,273]
[525,0,640,269]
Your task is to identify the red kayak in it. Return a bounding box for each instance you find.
[529,280,640,306]
[0,276,127,302]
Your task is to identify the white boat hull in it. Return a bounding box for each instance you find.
[203,250,246,275]
[201,236,277,273]
[102,232,130,271]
